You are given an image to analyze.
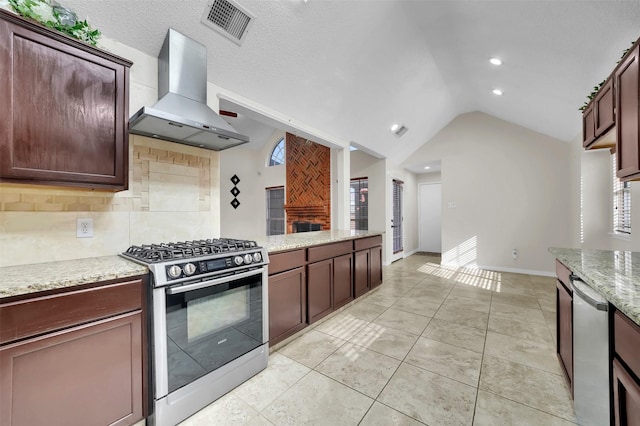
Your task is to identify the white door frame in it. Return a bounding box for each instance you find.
[418,183,442,253]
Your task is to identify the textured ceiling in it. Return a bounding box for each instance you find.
[62,0,640,166]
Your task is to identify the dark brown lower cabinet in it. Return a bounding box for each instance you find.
[333,253,354,310]
[613,358,640,426]
[308,253,354,324]
[0,277,146,426]
[557,279,573,395]
[354,249,371,298]
[613,310,640,426]
[354,245,383,297]
[370,246,382,290]
[0,311,142,426]
[308,259,334,324]
[269,266,306,345]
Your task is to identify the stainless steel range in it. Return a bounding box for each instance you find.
[122,239,269,426]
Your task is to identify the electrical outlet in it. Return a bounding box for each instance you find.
[512,248,518,259]
[447,201,457,209]
[77,218,94,238]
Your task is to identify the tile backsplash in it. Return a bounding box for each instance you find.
[0,135,221,267]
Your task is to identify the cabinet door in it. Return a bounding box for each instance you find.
[616,45,640,180]
[0,12,130,190]
[307,259,333,324]
[595,78,615,136]
[333,253,353,310]
[269,267,307,345]
[0,311,143,426]
[354,249,370,298]
[583,104,596,148]
[613,358,640,426]
[370,246,383,290]
[556,280,573,396]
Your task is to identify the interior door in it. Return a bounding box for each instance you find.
[390,179,404,262]
[419,183,441,253]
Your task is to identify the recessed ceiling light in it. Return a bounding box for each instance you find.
[489,57,502,66]
[390,123,399,132]
[424,166,431,170]
[492,89,503,96]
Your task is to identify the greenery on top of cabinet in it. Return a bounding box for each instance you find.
[8,0,100,45]
[579,40,637,112]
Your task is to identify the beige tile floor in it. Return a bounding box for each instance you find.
[178,254,576,426]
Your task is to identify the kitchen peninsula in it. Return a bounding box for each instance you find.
[549,247,640,424]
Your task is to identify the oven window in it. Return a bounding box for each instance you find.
[165,273,263,393]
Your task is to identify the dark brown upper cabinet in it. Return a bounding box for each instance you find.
[615,43,640,181]
[0,9,132,190]
[583,77,616,149]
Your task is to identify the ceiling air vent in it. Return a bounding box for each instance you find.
[393,125,408,138]
[201,0,254,45]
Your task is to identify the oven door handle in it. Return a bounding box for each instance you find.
[166,268,265,295]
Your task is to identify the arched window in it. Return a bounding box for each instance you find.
[269,138,285,166]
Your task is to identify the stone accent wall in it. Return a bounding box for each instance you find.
[285,133,331,233]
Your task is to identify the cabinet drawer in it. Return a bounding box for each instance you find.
[615,310,640,378]
[0,278,142,345]
[556,260,572,291]
[354,235,382,251]
[307,241,352,263]
[269,250,306,275]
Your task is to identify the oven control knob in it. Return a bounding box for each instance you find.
[244,254,253,264]
[167,265,182,279]
[253,252,262,263]
[183,263,197,276]
[234,256,244,266]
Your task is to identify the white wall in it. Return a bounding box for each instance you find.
[577,137,640,251]
[350,150,386,235]
[219,131,286,239]
[418,172,441,184]
[409,111,573,275]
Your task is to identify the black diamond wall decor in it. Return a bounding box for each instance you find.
[230,175,240,209]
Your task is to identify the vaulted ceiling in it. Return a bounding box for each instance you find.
[63,0,640,165]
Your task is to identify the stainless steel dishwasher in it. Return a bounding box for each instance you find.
[571,274,611,426]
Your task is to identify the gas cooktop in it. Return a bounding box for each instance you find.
[121,238,267,287]
[122,238,258,263]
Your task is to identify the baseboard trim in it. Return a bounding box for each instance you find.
[440,262,555,277]
[403,248,419,257]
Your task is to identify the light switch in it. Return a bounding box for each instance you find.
[447,201,456,209]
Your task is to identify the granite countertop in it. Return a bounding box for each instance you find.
[0,256,148,300]
[0,231,383,300]
[256,229,384,253]
[549,247,640,325]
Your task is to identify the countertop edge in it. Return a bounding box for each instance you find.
[0,256,148,300]
[549,247,640,326]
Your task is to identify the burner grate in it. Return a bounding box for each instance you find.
[123,238,258,263]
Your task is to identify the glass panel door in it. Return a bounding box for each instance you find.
[392,179,403,255]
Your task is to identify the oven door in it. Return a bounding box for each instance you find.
[153,267,267,398]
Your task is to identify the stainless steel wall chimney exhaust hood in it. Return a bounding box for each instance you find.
[129,29,249,150]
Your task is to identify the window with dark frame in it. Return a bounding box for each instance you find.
[266,186,285,236]
[613,153,631,235]
[350,178,368,230]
